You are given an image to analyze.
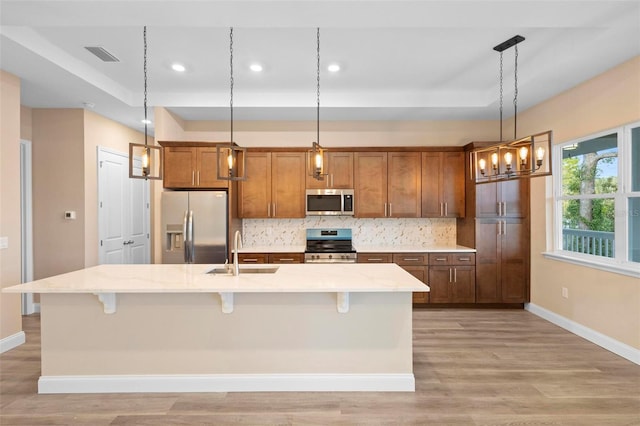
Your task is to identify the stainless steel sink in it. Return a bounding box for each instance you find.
[206,266,279,275]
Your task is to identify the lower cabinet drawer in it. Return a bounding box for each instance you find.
[237,253,269,264]
[269,253,304,263]
[357,253,393,263]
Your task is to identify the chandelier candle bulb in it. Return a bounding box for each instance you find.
[535,146,545,168]
[479,158,486,175]
[491,152,499,170]
[519,146,528,166]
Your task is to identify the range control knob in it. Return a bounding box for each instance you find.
[328,254,333,259]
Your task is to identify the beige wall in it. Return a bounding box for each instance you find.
[31,109,86,278]
[0,71,23,342]
[516,56,640,349]
[83,110,155,266]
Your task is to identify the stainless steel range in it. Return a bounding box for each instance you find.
[304,228,357,263]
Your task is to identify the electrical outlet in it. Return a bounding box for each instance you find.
[562,287,569,299]
[0,236,8,249]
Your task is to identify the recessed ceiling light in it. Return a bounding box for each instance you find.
[250,63,263,72]
[171,63,186,72]
[141,119,152,125]
[327,63,340,73]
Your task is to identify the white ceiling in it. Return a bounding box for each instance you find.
[1,0,639,135]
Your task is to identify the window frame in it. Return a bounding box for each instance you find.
[544,121,640,278]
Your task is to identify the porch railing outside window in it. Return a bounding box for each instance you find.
[562,229,615,258]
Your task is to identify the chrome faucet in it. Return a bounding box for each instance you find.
[233,230,243,276]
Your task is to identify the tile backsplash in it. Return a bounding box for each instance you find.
[242,217,456,247]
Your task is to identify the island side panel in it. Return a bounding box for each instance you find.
[40,292,413,376]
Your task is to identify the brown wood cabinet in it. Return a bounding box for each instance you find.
[428,253,476,303]
[421,152,465,218]
[237,253,304,264]
[238,152,306,218]
[357,253,393,263]
[476,179,529,218]
[475,219,529,303]
[457,143,530,304]
[306,152,354,189]
[354,152,421,218]
[162,145,229,189]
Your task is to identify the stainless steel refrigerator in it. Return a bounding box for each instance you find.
[161,191,228,264]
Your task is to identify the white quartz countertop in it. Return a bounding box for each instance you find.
[4,263,428,294]
[239,245,475,253]
[238,245,306,253]
[355,245,476,253]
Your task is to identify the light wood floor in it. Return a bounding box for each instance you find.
[1,309,638,425]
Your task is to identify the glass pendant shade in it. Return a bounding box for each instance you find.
[129,143,162,180]
[308,142,325,180]
[216,143,246,181]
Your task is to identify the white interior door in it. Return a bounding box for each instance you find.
[98,147,150,264]
[20,140,35,315]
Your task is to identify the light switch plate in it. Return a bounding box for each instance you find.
[0,236,8,249]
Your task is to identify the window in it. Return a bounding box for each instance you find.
[549,122,640,277]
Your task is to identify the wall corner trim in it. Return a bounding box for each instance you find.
[525,303,640,365]
[0,331,26,354]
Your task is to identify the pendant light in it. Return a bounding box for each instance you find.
[217,27,247,181]
[129,26,162,180]
[472,35,552,183]
[308,27,327,181]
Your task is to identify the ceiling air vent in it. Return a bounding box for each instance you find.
[84,46,120,62]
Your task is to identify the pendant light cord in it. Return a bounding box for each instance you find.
[499,51,503,142]
[513,44,518,140]
[143,26,148,147]
[316,27,320,144]
[230,27,234,144]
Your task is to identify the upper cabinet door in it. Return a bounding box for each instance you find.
[475,179,529,218]
[163,147,197,188]
[421,152,442,217]
[328,152,354,189]
[197,147,228,189]
[354,152,388,218]
[441,152,465,218]
[238,152,272,218]
[388,152,421,218]
[271,152,306,218]
[421,151,465,218]
[162,145,228,189]
[306,151,354,189]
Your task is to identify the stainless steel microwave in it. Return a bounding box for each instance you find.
[305,189,355,216]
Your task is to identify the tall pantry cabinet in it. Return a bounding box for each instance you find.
[456,142,531,304]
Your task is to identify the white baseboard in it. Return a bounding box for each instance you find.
[525,303,640,365]
[38,373,415,394]
[0,331,26,354]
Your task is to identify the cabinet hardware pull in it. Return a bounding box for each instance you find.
[273,203,276,217]
[389,203,392,216]
[278,258,294,261]
[243,259,258,262]
[197,171,200,186]
[496,202,501,216]
[454,267,457,283]
[435,257,447,262]
[367,258,384,261]
[440,202,443,217]
[449,268,453,283]
[384,203,387,217]
[458,257,470,261]
[502,201,506,216]
[403,258,420,261]
[192,171,195,186]
[444,202,448,217]
[268,203,271,217]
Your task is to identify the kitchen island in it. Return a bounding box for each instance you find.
[4,263,427,394]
